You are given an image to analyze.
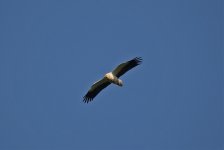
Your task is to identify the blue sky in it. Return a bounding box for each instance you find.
[0,0,223,150]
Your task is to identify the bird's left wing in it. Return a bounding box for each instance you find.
[83,77,111,103]
[112,57,142,78]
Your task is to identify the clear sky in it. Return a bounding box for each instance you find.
[0,0,223,150]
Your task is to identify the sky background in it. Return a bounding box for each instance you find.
[0,0,223,150]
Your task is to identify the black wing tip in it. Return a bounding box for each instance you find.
[134,57,142,65]
[83,96,93,103]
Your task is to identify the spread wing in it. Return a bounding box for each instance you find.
[83,77,111,103]
[112,57,142,78]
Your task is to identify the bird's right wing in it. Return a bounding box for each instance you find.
[83,77,111,103]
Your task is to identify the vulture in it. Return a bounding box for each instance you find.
[83,57,142,103]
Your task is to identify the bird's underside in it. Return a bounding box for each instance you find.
[83,57,142,103]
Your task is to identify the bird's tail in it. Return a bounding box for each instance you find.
[117,79,123,87]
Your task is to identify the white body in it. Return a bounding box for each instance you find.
[105,72,123,86]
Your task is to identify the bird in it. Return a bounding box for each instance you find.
[83,57,142,103]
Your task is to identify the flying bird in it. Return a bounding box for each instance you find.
[83,57,142,103]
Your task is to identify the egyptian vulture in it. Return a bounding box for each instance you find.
[83,57,142,103]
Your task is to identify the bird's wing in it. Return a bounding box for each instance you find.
[112,57,142,78]
[83,77,111,103]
